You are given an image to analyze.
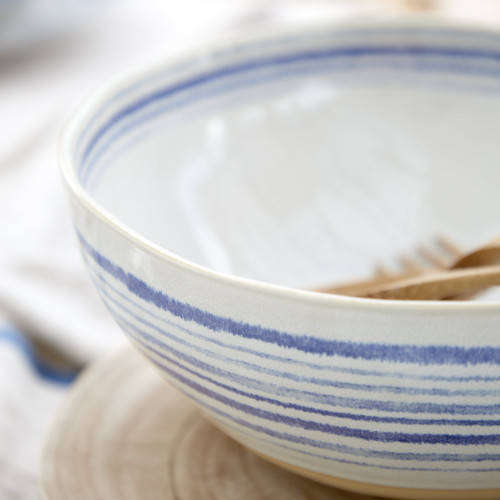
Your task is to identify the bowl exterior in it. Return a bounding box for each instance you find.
[69,192,500,494]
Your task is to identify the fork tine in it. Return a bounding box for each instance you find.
[316,235,466,296]
[374,265,392,278]
[417,244,450,268]
[436,235,463,259]
[398,254,426,272]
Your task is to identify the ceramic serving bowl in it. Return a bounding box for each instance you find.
[59,19,500,499]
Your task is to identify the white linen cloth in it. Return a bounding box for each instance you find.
[0,319,68,499]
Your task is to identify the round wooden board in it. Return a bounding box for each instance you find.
[39,347,377,500]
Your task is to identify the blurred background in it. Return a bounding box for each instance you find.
[1,0,500,498]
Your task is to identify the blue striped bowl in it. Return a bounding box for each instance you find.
[59,20,500,499]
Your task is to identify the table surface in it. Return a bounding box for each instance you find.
[39,347,375,500]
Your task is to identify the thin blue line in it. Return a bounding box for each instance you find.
[152,353,498,471]
[81,58,356,186]
[189,388,500,472]
[117,311,500,418]
[178,387,500,472]
[78,45,500,176]
[121,312,500,427]
[143,347,500,446]
[0,329,77,385]
[209,412,500,474]
[79,234,500,366]
[94,267,500,403]
[198,395,500,471]
[89,261,500,383]
[75,24,500,158]
[79,51,500,186]
[81,55,500,189]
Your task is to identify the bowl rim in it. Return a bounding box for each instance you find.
[59,15,500,313]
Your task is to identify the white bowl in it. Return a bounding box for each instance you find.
[60,19,500,499]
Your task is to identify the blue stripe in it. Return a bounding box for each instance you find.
[0,329,77,385]
[75,24,500,158]
[153,353,500,470]
[124,314,500,428]
[79,45,500,185]
[200,394,500,471]
[94,267,500,406]
[154,354,500,450]
[145,349,500,445]
[81,56,500,190]
[80,234,500,366]
[193,392,500,472]
[117,311,500,420]
[74,24,500,171]
[82,58,365,186]
[79,44,500,171]
[90,261,500,383]
[213,413,500,473]
[81,62,318,186]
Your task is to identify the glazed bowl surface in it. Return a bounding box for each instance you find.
[60,19,500,499]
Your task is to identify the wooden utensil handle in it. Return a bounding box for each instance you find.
[353,265,500,300]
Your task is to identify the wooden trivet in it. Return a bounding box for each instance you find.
[39,347,379,500]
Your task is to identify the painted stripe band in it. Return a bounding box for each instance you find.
[80,234,500,366]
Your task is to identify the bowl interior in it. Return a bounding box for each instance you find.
[74,22,500,295]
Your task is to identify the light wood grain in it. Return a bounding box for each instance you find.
[321,235,500,300]
[355,264,500,300]
[39,348,370,500]
[452,235,500,269]
[40,348,500,500]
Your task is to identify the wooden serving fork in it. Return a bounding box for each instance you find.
[320,235,500,300]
